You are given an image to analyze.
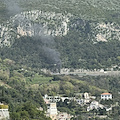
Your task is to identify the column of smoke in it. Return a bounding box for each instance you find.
[33,23,62,73]
[3,0,62,72]
[41,36,62,73]
[34,34,62,73]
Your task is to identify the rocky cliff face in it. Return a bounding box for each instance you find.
[70,18,120,42]
[92,22,120,42]
[0,9,120,47]
[0,10,72,47]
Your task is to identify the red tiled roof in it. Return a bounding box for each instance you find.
[101,93,112,95]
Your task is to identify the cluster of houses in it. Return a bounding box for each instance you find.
[43,92,113,120]
[43,94,74,120]
[0,92,112,120]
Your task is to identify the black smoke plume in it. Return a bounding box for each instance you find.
[34,35,62,73]
[2,0,62,72]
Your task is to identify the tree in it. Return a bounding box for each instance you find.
[98,108,106,115]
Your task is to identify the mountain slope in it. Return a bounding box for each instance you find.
[0,0,120,69]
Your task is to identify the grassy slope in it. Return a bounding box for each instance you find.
[26,74,53,84]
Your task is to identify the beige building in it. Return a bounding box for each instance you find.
[47,103,57,120]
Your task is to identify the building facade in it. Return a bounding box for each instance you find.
[0,103,9,120]
[47,103,58,120]
[101,93,112,100]
[87,101,104,111]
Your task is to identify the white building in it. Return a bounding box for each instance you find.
[101,93,112,100]
[0,103,9,120]
[0,109,9,120]
[43,94,61,103]
[84,92,90,103]
[43,94,75,103]
[84,92,89,99]
[76,99,84,105]
[87,101,104,111]
[61,97,75,102]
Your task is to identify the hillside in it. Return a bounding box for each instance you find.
[0,0,120,69]
[0,1,120,119]
[0,0,120,70]
[1,0,120,21]
[0,58,120,119]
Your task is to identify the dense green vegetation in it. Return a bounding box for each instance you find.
[1,0,120,23]
[55,30,120,69]
[0,0,120,119]
[10,102,51,120]
[0,58,120,119]
[0,1,120,70]
[0,32,120,70]
[0,36,61,70]
[0,59,52,119]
